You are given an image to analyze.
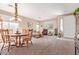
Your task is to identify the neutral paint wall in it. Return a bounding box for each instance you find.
[39,19,58,32]
[63,15,76,38]
[19,17,39,30]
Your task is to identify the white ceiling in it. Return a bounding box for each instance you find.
[18,3,64,21]
[0,3,79,21]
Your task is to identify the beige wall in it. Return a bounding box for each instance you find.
[19,16,39,30]
[39,18,58,32]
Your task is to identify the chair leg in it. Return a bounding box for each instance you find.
[75,47,77,55]
[0,43,5,55]
[22,39,25,45]
[8,42,10,52]
[26,40,28,48]
[30,41,33,45]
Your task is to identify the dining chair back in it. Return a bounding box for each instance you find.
[28,29,33,41]
[22,29,33,47]
[0,29,10,53]
[1,29,10,43]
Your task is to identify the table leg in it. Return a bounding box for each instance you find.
[75,47,77,55]
[15,36,22,47]
[19,36,21,47]
[16,36,19,47]
[26,40,28,48]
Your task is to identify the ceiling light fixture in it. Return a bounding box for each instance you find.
[10,3,21,22]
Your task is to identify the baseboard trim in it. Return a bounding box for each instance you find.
[63,37,75,39]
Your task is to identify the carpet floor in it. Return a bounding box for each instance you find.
[7,36,75,55]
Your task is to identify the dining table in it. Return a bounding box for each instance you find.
[4,33,29,47]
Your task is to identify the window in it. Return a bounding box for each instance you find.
[1,22,19,32]
[36,24,40,32]
[60,17,63,32]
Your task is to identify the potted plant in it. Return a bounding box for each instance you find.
[74,8,79,15]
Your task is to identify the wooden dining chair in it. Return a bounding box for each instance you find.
[0,29,4,54]
[0,29,10,52]
[22,29,33,47]
[1,29,15,52]
[28,29,33,44]
[8,29,16,45]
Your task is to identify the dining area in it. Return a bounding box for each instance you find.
[0,3,34,54]
[0,28,33,54]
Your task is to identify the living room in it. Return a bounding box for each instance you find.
[0,3,79,55]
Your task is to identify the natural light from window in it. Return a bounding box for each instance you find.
[36,24,40,32]
[60,18,63,32]
[0,22,19,32]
